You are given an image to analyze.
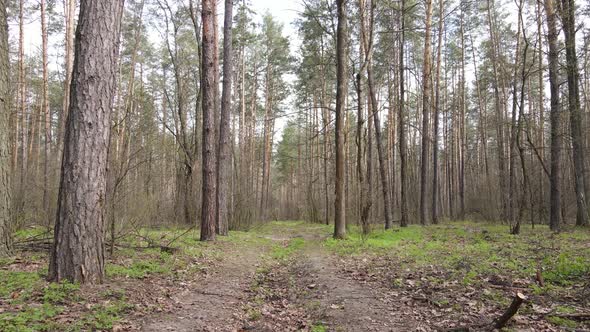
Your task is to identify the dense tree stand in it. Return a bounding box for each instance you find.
[1,0,590,329]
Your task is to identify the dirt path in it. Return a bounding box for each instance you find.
[141,223,415,331]
[140,240,268,332]
[298,240,415,331]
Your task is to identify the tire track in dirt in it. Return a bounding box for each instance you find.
[140,240,269,332]
[253,224,417,331]
[140,224,416,331]
[299,240,416,332]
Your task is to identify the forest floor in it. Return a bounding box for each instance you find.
[1,221,589,331]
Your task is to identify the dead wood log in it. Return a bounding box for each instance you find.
[14,238,53,251]
[492,292,527,329]
[115,243,180,254]
[552,313,590,321]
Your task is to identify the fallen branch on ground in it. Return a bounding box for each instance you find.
[14,238,53,251]
[492,292,527,329]
[115,243,180,254]
[551,313,590,321]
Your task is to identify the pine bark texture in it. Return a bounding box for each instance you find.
[0,0,12,256]
[420,0,433,225]
[398,0,408,227]
[432,0,444,224]
[216,0,233,236]
[49,0,125,283]
[334,0,348,239]
[561,0,589,226]
[201,0,217,241]
[545,0,562,231]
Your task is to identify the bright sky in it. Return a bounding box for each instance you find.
[251,0,302,46]
[250,0,303,137]
[14,0,302,141]
[17,0,303,55]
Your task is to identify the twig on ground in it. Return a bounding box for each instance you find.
[492,292,527,329]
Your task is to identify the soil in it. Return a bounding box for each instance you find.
[140,240,267,331]
[298,242,416,331]
[140,224,416,332]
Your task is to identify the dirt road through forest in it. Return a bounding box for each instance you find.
[140,222,414,331]
[140,237,268,331]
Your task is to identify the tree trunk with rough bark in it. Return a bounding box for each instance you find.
[545,0,562,232]
[200,0,217,241]
[432,0,444,224]
[0,0,12,256]
[49,0,125,283]
[399,0,408,227]
[561,0,589,226]
[420,0,433,225]
[216,0,233,235]
[334,0,348,239]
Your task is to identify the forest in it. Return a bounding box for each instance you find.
[0,0,589,330]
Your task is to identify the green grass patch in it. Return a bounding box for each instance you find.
[542,253,589,285]
[272,237,306,260]
[0,303,62,332]
[63,299,133,332]
[547,315,578,329]
[13,226,49,241]
[0,270,43,301]
[0,275,80,331]
[325,221,590,288]
[325,226,423,255]
[42,281,80,304]
[311,323,327,332]
[106,258,172,279]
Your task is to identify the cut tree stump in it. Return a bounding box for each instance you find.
[492,292,527,329]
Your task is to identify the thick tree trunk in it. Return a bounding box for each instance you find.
[545,0,562,231]
[0,0,12,256]
[420,0,433,225]
[334,0,348,239]
[216,0,233,235]
[561,0,589,226]
[201,0,217,241]
[49,0,125,283]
